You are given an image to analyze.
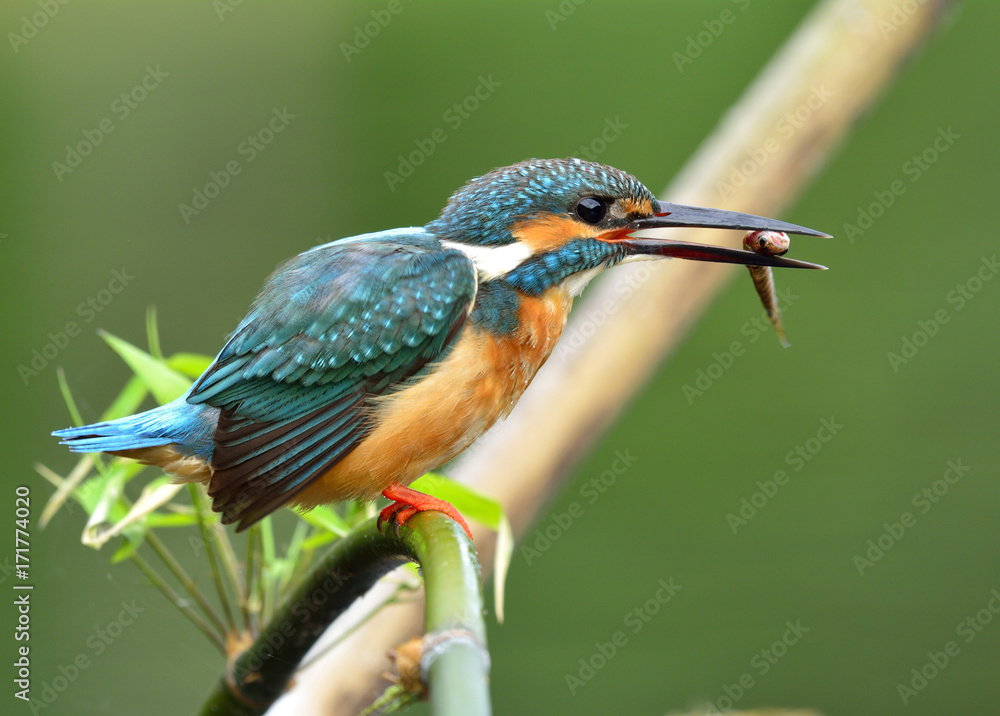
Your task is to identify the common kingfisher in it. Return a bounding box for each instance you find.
[54,158,828,539]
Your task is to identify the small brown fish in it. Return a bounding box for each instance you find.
[743,230,791,347]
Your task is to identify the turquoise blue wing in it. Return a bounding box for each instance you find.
[188,233,477,529]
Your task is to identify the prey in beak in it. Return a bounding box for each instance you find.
[743,230,793,347]
[596,201,828,345]
[602,200,829,271]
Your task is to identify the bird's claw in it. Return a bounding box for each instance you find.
[378,502,421,538]
[378,485,474,541]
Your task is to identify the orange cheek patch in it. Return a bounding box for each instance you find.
[623,197,654,217]
[511,215,601,253]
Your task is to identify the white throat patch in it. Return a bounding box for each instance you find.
[440,240,533,281]
[562,265,607,297]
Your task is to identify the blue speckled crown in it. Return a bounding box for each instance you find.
[427,158,656,246]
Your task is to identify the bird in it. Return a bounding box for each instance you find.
[54,158,828,539]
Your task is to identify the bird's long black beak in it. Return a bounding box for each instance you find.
[610,201,830,270]
[646,201,830,238]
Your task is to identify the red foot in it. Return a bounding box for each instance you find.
[378,483,473,540]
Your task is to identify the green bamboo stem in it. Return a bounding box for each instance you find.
[144,530,228,639]
[279,517,310,595]
[198,514,489,716]
[244,526,258,636]
[402,512,491,716]
[212,520,246,611]
[130,552,226,654]
[190,484,238,634]
[259,518,277,624]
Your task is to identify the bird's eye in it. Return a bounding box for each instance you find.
[575,197,607,224]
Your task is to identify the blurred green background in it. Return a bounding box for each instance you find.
[2,1,998,714]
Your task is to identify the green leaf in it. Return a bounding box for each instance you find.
[37,458,88,528]
[358,684,421,715]
[111,534,142,563]
[341,499,375,528]
[78,460,144,514]
[85,477,184,549]
[101,375,149,422]
[100,331,191,404]
[301,531,339,551]
[410,473,501,527]
[168,352,214,378]
[82,465,132,548]
[146,305,163,360]
[56,367,85,427]
[146,511,199,528]
[295,505,351,537]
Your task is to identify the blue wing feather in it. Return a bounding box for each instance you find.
[189,232,476,419]
[194,230,478,528]
[54,394,219,461]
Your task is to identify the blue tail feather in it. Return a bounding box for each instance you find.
[53,394,220,461]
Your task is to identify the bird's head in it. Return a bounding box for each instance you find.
[426,158,827,296]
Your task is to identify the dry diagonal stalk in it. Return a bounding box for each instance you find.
[270,0,955,712]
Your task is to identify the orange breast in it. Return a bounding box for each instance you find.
[292,286,574,508]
